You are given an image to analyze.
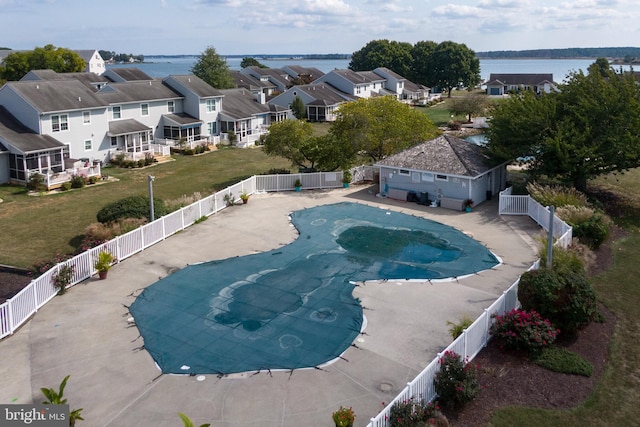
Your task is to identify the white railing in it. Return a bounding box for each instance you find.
[366,190,571,427]
[0,171,348,339]
[499,188,572,248]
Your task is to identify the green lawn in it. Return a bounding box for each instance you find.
[488,170,640,426]
[0,148,290,268]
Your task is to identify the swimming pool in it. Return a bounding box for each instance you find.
[129,202,499,375]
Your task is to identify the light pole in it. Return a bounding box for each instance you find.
[148,175,155,222]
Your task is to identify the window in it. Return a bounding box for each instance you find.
[206,99,216,112]
[141,103,149,116]
[83,111,91,124]
[207,122,217,135]
[112,106,121,119]
[168,101,175,113]
[399,169,410,176]
[51,114,68,132]
[84,139,92,151]
[110,136,118,147]
[436,174,448,181]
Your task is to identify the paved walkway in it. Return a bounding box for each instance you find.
[0,185,541,427]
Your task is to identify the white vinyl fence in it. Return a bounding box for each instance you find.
[365,188,571,427]
[0,172,346,340]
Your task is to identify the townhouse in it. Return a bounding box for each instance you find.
[0,68,289,188]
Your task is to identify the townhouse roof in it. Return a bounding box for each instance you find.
[21,69,109,87]
[357,70,385,82]
[327,69,374,84]
[486,73,554,86]
[163,113,202,127]
[282,65,325,79]
[164,75,224,98]
[230,71,272,92]
[96,80,182,104]
[299,83,357,104]
[244,66,291,87]
[374,67,406,81]
[376,134,492,178]
[218,88,270,120]
[2,80,104,113]
[104,67,153,82]
[108,119,151,136]
[404,80,430,93]
[0,106,65,153]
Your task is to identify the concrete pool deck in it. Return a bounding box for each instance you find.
[0,185,542,427]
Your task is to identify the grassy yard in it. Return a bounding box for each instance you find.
[0,148,290,268]
[488,170,640,426]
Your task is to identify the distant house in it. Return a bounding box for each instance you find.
[230,70,275,97]
[280,65,325,83]
[240,67,291,92]
[485,73,555,95]
[374,135,508,209]
[269,83,356,122]
[313,69,375,98]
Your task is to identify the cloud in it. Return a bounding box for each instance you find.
[432,4,484,18]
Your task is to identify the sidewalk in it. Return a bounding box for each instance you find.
[0,185,542,427]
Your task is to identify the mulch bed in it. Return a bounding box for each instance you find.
[441,227,622,426]
[0,268,32,304]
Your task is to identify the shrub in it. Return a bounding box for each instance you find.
[537,238,588,275]
[434,351,481,407]
[526,182,588,207]
[490,309,558,354]
[534,346,593,376]
[265,168,290,175]
[446,121,462,130]
[87,176,99,185]
[165,192,203,212]
[110,153,126,166]
[571,212,610,249]
[96,195,167,224]
[27,173,47,192]
[388,397,447,426]
[70,175,86,188]
[518,268,597,335]
[332,406,355,427]
[51,264,75,295]
[446,315,474,339]
[60,182,72,191]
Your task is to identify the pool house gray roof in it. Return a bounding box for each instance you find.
[376,134,492,178]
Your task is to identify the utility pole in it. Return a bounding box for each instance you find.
[148,175,155,222]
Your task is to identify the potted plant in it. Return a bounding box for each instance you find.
[463,198,474,212]
[52,264,75,295]
[294,179,302,192]
[94,250,116,280]
[332,406,355,427]
[342,170,352,188]
[240,190,250,204]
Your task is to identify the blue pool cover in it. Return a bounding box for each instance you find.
[129,202,499,374]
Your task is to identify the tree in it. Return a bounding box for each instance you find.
[410,40,438,85]
[349,39,413,77]
[240,57,267,68]
[330,96,439,163]
[448,94,490,123]
[487,62,640,191]
[191,46,234,89]
[291,96,306,119]
[0,45,85,81]
[427,41,480,97]
[263,120,354,171]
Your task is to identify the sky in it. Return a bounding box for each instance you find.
[1,0,638,56]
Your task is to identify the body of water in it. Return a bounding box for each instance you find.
[107,56,631,83]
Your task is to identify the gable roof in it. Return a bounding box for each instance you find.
[230,70,273,92]
[357,71,385,82]
[218,88,270,120]
[104,67,153,82]
[3,80,104,113]
[0,106,65,153]
[487,73,554,86]
[281,65,325,80]
[96,80,181,104]
[163,75,224,98]
[375,134,492,177]
[326,69,374,84]
[374,67,406,81]
[298,83,357,104]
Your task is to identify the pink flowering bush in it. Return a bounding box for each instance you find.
[387,397,447,426]
[433,351,481,408]
[490,309,559,355]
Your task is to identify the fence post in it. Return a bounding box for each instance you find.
[8,297,15,335]
[462,329,468,360]
[484,308,490,347]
